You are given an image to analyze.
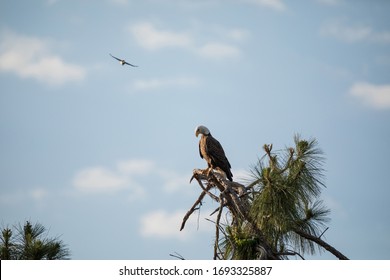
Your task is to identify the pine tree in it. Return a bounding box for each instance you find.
[182,135,348,260]
[0,220,70,260]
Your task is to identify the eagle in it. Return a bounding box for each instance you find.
[195,125,233,181]
[109,53,138,67]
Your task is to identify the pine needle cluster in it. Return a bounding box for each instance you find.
[0,220,70,260]
[223,135,331,259]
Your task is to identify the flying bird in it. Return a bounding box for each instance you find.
[195,125,233,181]
[109,53,138,67]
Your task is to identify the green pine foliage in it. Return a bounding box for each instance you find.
[220,135,331,259]
[0,220,70,260]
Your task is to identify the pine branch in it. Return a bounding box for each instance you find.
[278,250,305,260]
[294,229,349,260]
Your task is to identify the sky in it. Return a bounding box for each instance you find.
[1,0,389,260]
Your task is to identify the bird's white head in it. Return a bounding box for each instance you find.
[195,125,210,137]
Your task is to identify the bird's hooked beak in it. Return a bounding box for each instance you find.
[195,125,209,137]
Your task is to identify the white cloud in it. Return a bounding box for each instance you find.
[158,170,192,193]
[139,209,212,240]
[232,168,251,183]
[73,167,128,192]
[140,210,186,240]
[226,28,251,42]
[129,22,247,60]
[0,186,52,209]
[72,158,192,196]
[132,76,200,91]
[130,22,192,51]
[0,31,86,85]
[321,20,390,44]
[197,42,241,59]
[72,164,147,200]
[117,159,155,175]
[30,188,49,201]
[349,82,390,110]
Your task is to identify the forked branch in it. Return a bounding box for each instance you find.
[182,168,279,260]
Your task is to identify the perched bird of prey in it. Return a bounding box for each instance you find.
[109,53,138,67]
[195,125,233,181]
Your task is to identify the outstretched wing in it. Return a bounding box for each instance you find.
[109,53,121,61]
[124,61,138,67]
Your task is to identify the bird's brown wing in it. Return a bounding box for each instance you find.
[205,135,233,180]
[199,141,204,159]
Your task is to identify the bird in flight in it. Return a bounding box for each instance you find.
[109,53,138,67]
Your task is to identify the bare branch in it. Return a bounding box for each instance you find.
[180,190,207,231]
[318,227,329,239]
[213,201,224,260]
[182,168,280,260]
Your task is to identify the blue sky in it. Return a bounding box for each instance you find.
[1,0,389,260]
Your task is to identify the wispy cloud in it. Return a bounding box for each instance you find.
[117,159,155,175]
[157,169,192,193]
[231,168,252,184]
[30,188,49,201]
[72,159,154,200]
[321,19,390,44]
[0,30,86,85]
[132,76,200,91]
[197,42,241,59]
[73,167,129,193]
[0,187,50,208]
[139,209,212,240]
[349,82,390,110]
[224,28,251,42]
[72,158,193,196]
[128,22,247,60]
[130,22,192,51]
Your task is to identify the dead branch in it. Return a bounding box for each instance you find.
[184,168,279,260]
[180,187,208,231]
[213,200,224,260]
[318,227,329,239]
[184,168,347,260]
